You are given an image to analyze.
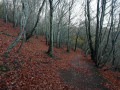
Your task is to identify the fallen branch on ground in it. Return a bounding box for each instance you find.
[0,31,16,38]
[0,31,24,41]
[104,66,115,71]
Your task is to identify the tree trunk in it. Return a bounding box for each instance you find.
[2,0,29,56]
[13,0,17,27]
[47,0,53,56]
[26,0,46,41]
[74,32,79,51]
[86,0,95,60]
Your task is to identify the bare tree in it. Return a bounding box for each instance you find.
[85,0,94,60]
[67,0,75,52]
[2,0,29,56]
[26,0,46,40]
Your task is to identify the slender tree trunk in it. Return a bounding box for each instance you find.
[111,0,115,66]
[94,0,100,64]
[3,0,8,22]
[56,30,60,48]
[45,1,48,45]
[26,0,46,41]
[67,1,72,52]
[67,17,70,52]
[13,0,17,27]
[47,0,53,56]
[86,0,94,60]
[74,31,79,51]
[99,0,106,43]
[17,31,26,53]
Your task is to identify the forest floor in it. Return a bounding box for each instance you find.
[0,19,120,90]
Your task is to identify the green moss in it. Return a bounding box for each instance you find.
[0,65,9,72]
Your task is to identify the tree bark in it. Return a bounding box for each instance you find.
[47,0,53,56]
[86,0,94,60]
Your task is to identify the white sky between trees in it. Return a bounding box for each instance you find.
[0,0,96,25]
[0,0,120,27]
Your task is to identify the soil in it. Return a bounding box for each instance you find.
[59,54,109,90]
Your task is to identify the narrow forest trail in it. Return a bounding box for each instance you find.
[0,19,116,90]
[59,53,109,90]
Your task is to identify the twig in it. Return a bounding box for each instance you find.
[0,31,16,38]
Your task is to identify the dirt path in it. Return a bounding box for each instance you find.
[59,53,109,90]
[0,19,118,90]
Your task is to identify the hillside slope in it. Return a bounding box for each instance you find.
[0,19,120,90]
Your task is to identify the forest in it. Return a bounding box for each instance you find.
[0,0,120,89]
